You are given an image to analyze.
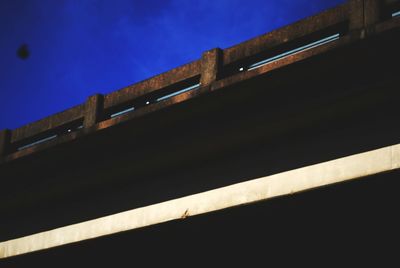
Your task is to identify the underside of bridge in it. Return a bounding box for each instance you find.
[1,170,400,266]
[1,0,400,266]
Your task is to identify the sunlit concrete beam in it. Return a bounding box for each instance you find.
[1,143,400,259]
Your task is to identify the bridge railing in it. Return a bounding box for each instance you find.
[1,0,399,162]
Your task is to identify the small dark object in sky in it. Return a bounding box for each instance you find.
[17,44,30,60]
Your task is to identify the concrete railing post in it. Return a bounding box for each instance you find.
[349,0,365,31]
[349,0,383,33]
[364,0,382,26]
[200,48,223,86]
[84,94,104,128]
[0,129,11,158]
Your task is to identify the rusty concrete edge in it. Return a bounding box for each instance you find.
[2,2,399,163]
[3,131,83,163]
[1,17,398,164]
[0,35,348,164]
[103,60,202,109]
[10,104,84,144]
[1,86,211,163]
[374,14,400,32]
[4,0,395,146]
[212,33,354,91]
[1,143,399,259]
[2,1,350,146]
[222,2,349,66]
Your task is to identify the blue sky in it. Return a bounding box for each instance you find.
[0,0,344,130]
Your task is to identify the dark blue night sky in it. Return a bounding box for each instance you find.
[0,0,344,130]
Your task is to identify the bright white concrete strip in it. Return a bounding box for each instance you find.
[1,143,400,258]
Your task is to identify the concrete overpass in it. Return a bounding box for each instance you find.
[1,0,400,265]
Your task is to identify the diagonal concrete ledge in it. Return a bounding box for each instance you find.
[1,143,400,259]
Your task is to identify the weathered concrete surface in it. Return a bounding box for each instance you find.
[1,169,399,266]
[1,0,399,163]
[200,48,223,86]
[0,0,396,163]
[83,94,104,128]
[1,143,399,258]
[0,18,399,244]
[10,104,84,145]
[0,1,399,264]
[103,60,201,110]
[222,3,348,67]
